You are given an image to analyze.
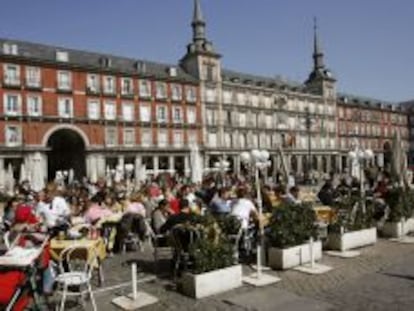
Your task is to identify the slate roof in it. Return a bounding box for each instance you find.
[337,92,402,111]
[0,37,198,83]
[222,68,304,92]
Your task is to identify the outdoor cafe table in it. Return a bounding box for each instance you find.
[50,237,106,285]
[313,205,336,223]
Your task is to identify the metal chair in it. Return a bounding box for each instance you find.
[55,245,98,311]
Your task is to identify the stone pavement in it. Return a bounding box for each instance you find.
[38,238,414,310]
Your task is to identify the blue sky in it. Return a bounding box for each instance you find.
[0,0,413,102]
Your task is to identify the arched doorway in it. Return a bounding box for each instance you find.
[47,129,86,181]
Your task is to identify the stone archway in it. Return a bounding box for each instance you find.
[47,128,86,181]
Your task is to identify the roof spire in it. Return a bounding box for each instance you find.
[193,0,205,24]
[313,17,324,70]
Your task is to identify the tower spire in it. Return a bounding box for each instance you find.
[313,17,324,70]
[192,0,206,43]
[193,0,205,25]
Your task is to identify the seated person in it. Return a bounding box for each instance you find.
[125,192,146,217]
[160,199,194,234]
[317,181,335,206]
[84,193,113,224]
[284,186,302,205]
[209,187,231,214]
[151,199,173,234]
[231,187,259,230]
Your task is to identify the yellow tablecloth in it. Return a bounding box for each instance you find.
[50,237,106,262]
[313,205,336,223]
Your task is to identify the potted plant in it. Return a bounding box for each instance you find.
[179,214,242,299]
[266,202,321,270]
[381,187,414,238]
[327,192,377,251]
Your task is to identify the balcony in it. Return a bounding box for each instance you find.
[3,76,21,88]
[57,84,72,94]
[86,86,101,96]
[25,79,41,91]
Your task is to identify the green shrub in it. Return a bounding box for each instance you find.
[266,202,318,249]
[385,187,414,222]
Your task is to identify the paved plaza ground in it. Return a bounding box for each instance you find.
[52,237,414,311]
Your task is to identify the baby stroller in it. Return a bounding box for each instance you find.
[0,232,49,311]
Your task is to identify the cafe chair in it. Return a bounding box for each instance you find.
[55,245,97,311]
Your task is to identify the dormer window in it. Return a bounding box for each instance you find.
[56,51,69,62]
[100,57,112,68]
[3,43,18,55]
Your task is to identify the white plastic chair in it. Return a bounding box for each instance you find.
[55,245,98,311]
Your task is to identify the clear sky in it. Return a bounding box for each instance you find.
[0,0,412,102]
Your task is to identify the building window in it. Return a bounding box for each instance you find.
[155,82,167,99]
[141,129,152,147]
[139,80,152,98]
[104,76,115,94]
[223,90,233,104]
[122,102,134,121]
[187,107,196,124]
[139,104,151,122]
[87,100,100,120]
[121,78,133,95]
[171,84,182,101]
[240,133,246,149]
[5,125,21,146]
[3,43,18,55]
[206,109,215,125]
[205,88,216,103]
[104,101,116,120]
[57,71,71,90]
[123,128,135,146]
[237,93,245,105]
[186,86,197,103]
[208,132,217,147]
[158,130,168,147]
[251,95,259,107]
[188,131,197,145]
[58,97,73,118]
[3,64,20,86]
[173,106,182,123]
[27,95,42,116]
[25,67,41,88]
[87,74,100,93]
[3,93,21,116]
[157,105,167,123]
[239,113,246,127]
[56,51,69,62]
[105,127,118,146]
[173,130,183,147]
[224,132,231,148]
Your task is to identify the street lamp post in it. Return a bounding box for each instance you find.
[304,108,314,184]
[240,149,280,286]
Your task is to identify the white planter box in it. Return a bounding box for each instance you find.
[181,265,242,299]
[327,227,377,251]
[381,218,414,238]
[268,240,322,270]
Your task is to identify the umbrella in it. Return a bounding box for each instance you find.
[31,154,45,192]
[19,163,27,183]
[190,144,203,184]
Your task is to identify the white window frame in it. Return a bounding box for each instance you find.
[172,106,182,123]
[155,82,167,99]
[3,64,20,86]
[157,129,168,147]
[205,88,216,103]
[105,127,118,146]
[223,90,233,104]
[57,71,71,90]
[58,97,73,118]
[87,99,100,120]
[103,76,115,94]
[104,101,116,120]
[173,130,183,147]
[27,95,42,117]
[87,74,100,92]
[122,102,134,121]
[123,128,135,146]
[208,132,217,148]
[139,104,151,122]
[187,107,196,124]
[141,129,152,147]
[121,78,133,95]
[185,86,197,103]
[139,80,152,98]
[171,84,182,101]
[188,131,197,145]
[157,105,167,123]
[25,66,41,88]
[3,93,21,116]
[5,125,22,146]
